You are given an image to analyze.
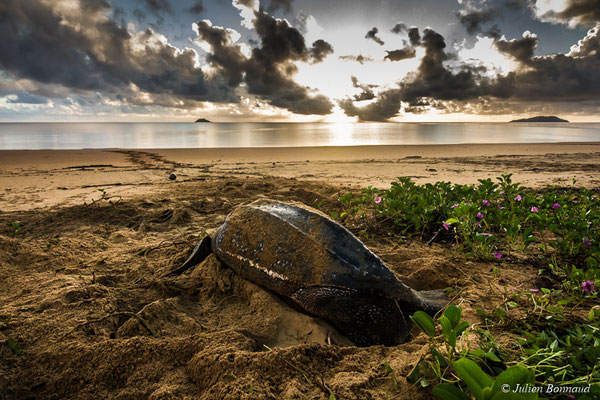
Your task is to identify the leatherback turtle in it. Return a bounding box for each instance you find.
[165,199,446,346]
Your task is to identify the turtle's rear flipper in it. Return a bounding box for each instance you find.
[417,289,449,316]
[164,236,212,277]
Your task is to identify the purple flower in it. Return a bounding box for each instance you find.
[583,238,592,246]
[476,221,482,228]
[374,196,382,204]
[583,280,597,294]
[477,212,484,219]
[499,191,505,194]
[494,251,502,259]
[515,195,522,201]
[552,203,561,209]
[531,206,538,213]
[464,202,472,206]
[443,221,451,231]
[483,200,490,206]
[498,205,504,210]
[483,233,493,237]
[451,203,459,209]
[530,289,540,293]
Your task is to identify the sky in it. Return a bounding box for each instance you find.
[0,0,599,122]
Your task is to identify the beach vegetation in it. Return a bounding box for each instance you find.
[339,175,599,398]
[338,174,599,295]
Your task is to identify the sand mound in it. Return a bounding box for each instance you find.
[0,176,537,399]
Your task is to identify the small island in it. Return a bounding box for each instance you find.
[195,118,211,123]
[510,116,569,123]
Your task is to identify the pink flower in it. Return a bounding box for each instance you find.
[531,206,538,213]
[530,289,540,293]
[498,205,504,210]
[476,221,482,227]
[477,212,484,219]
[583,238,592,246]
[499,190,505,194]
[450,203,459,209]
[374,196,382,204]
[583,280,597,294]
[494,251,502,259]
[552,203,561,209]
[443,221,451,231]
[482,200,490,206]
[483,233,493,237]
[515,195,522,201]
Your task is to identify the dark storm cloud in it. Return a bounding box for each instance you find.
[0,0,235,108]
[187,0,204,14]
[341,19,600,121]
[391,22,408,34]
[310,40,334,63]
[350,76,376,101]
[556,0,600,25]
[341,27,489,121]
[365,27,385,45]
[407,27,421,46]
[141,0,173,15]
[457,7,497,34]
[384,48,416,61]
[338,54,375,64]
[195,9,334,115]
[494,33,539,63]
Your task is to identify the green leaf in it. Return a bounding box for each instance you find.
[452,358,494,400]
[506,301,518,308]
[484,351,501,363]
[329,393,336,400]
[454,321,470,338]
[411,311,436,338]
[490,365,537,400]
[446,218,458,224]
[439,316,452,342]
[445,305,463,328]
[432,383,472,400]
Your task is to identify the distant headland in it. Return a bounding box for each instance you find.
[195,118,211,123]
[510,116,569,123]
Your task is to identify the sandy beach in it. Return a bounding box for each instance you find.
[2,143,600,211]
[1,142,599,399]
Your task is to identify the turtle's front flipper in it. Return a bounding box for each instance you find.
[164,236,212,277]
[292,286,409,347]
[416,289,449,316]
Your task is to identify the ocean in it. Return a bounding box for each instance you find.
[0,122,598,150]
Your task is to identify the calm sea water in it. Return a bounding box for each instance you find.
[0,122,599,150]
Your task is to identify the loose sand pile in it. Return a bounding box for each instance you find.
[0,176,546,399]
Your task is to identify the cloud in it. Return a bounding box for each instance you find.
[338,54,375,64]
[194,9,334,115]
[266,0,293,13]
[384,48,417,61]
[407,27,421,46]
[340,27,489,121]
[6,91,49,104]
[365,27,385,45]
[140,0,172,15]
[457,7,497,34]
[494,31,538,64]
[187,0,204,14]
[556,0,600,26]
[391,22,408,34]
[309,40,334,63]
[350,76,377,101]
[0,0,238,109]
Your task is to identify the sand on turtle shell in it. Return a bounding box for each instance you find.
[0,176,541,399]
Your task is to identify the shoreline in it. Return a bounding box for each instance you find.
[1,142,599,212]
